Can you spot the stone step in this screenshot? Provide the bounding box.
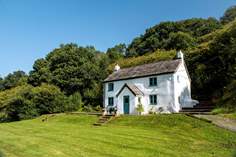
[93,123,102,126]
[93,115,114,126]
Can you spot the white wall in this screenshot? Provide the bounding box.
[174,62,192,109]
[104,73,177,114]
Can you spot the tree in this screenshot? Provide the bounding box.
[126,18,220,56]
[28,58,51,86]
[28,43,106,107]
[67,92,83,111]
[0,71,27,90]
[165,32,196,50]
[220,5,236,24]
[106,44,126,62]
[31,84,68,114]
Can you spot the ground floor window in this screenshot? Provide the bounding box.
[108,97,114,106]
[149,95,157,105]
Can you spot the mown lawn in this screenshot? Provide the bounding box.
[0,114,236,157]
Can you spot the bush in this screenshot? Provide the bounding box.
[5,97,38,121]
[216,80,236,112]
[0,84,77,122]
[67,92,83,112]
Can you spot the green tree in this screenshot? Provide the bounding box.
[67,92,83,111]
[127,18,220,56]
[28,58,51,86]
[165,32,196,50]
[0,71,27,90]
[106,43,126,62]
[220,5,236,24]
[31,84,68,115]
[28,43,106,107]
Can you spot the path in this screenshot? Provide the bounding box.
[194,114,236,132]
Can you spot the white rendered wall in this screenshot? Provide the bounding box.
[174,62,192,109]
[104,73,176,114]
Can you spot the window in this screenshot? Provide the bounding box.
[149,77,157,86]
[149,95,157,105]
[108,83,114,91]
[108,97,114,106]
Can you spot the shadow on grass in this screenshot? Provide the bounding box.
[232,150,236,157]
[0,151,4,157]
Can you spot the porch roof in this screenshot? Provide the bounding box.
[116,83,144,97]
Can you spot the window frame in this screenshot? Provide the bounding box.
[108,97,114,106]
[149,77,157,86]
[108,83,114,91]
[149,95,157,105]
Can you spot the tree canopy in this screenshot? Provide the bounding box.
[220,5,236,24]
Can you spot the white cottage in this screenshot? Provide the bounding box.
[103,51,198,115]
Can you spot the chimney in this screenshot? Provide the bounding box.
[177,50,184,62]
[114,64,120,72]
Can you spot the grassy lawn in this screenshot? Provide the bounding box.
[0,114,236,157]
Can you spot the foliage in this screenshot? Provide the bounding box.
[0,71,28,91]
[184,20,236,99]
[30,84,68,115]
[164,31,196,50]
[28,58,51,86]
[220,5,236,24]
[126,18,221,56]
[106,43,126,62]
[28,44,106,107]
[216,80,236,112]
[67,92,83,112]
[0,84,74,121]
[136,102,144,115]
[5,96,38,121]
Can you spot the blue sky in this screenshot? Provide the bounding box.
[0,0,235,77]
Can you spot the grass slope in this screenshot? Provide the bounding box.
[0,114,236,157]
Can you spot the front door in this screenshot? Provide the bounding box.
[123,96,130,114]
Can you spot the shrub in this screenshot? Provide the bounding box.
[67,92,83,112]
[31,84,68,114]
[5,96,38,121]
[136,98,144,115]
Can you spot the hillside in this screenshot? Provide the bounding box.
[108,20,236,108]
[0,114,236,157]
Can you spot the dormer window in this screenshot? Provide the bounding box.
[108,83,114,91]
[149,77,157,86]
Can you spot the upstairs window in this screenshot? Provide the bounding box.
[149,77,157,86]
[149,95,157,105]
[108,97,114,106]
[108,83,114,91]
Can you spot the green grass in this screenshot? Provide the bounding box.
[0,114,236,157]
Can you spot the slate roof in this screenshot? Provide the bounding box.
[116,83,144,97]
[104,59,182,82]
